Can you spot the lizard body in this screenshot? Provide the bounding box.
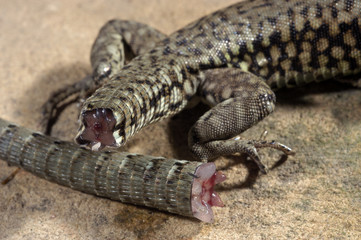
[2,0,361,223]
[65,0,361,172]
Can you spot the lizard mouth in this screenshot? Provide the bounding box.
[75,108,117,151]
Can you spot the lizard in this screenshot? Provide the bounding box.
[43,0,361,173]
[1,0,361,223]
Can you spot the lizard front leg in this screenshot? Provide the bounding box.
[189,68,295,173]
[41,20,166,132]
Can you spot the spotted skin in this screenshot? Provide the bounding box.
[42,0,361,172]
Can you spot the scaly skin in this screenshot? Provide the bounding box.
[68,0,360,172]
[2,0,361,223]
[0,118,225,222]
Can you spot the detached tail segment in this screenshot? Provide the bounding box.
[0,118,225,222]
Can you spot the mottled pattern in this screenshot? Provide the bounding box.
[0,118,203,218]
[190,69,293,172]
[43,0,361,171]
[91,20,166,85]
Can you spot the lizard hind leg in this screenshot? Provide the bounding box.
[189,68,294,173]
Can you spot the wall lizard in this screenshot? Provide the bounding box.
[44,0,360,172]
[1,0,361,223]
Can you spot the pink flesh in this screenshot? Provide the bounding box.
[191,162,226,223]
[75,108,117,150]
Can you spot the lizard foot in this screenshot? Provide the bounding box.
[191,138,295,174]
[244,139,295,173]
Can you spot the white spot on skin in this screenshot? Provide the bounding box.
[266,100,275,113]
[99,62,110,74]
[92,142,102,151]
[183,80,193,95]
[114,133,124,146]
[256,52,267,67]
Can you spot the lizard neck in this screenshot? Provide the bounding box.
[78,48,199,147]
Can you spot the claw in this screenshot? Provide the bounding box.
[254,140,296,155]
[259,130,268,141]
[244,144,267,174]
[250,139,295,173]
[231,135,295,173]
